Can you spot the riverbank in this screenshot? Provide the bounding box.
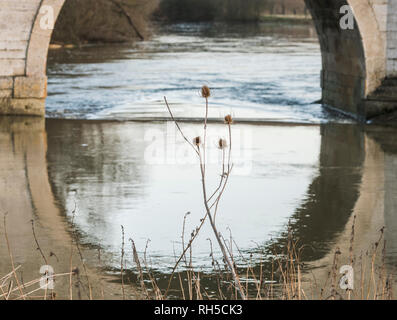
[50,0,310,45]
[52,0,159,44]
[259,14,312,24]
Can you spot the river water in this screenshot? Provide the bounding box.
[46,22,330,270]
[1,22,397,299]
[47,23,328,123]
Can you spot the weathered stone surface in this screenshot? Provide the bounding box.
[387,0,397,77]
[365,99,397,119]
[14,76,47,98]
[0,89,12,98]
[305,0,397,120]
[0,77,13,90]
[26,0,65,76]
[0,59,25,76]
[0,98,45,116]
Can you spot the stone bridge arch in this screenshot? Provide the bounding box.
[0,0,395,120]
[305,0,387,119]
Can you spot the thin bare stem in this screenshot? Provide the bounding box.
[121,225,126,300]
[164,96,199,156]
[3,214,25,299]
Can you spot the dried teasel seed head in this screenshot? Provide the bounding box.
[193,136,201,146]
[218,138,227,149]
[201,85,211,98]
[72,267,80,276]
[224,114,233,124]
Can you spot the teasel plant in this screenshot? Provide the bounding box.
[163,85,247,300]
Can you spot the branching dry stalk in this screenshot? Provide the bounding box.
[163,87,246,299]
[130,238,150,299]
[3,214,25,299]
[121,225,126,300]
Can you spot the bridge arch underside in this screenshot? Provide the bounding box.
[305,0,386,120]
[0,0,390,120]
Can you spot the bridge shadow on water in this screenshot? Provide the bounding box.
[1,116,397,298]
[266,123,365,262]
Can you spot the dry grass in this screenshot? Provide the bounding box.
[128,219,392,300]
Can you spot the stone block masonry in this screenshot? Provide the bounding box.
[0,0,64,116]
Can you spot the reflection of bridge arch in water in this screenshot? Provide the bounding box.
[264,124,397,298]
[1,1,397,119]
[0,117,135,299]
[267,124,365,260]
[1,116,397,297]
[0,117,75,297]
[302,134,388,298]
